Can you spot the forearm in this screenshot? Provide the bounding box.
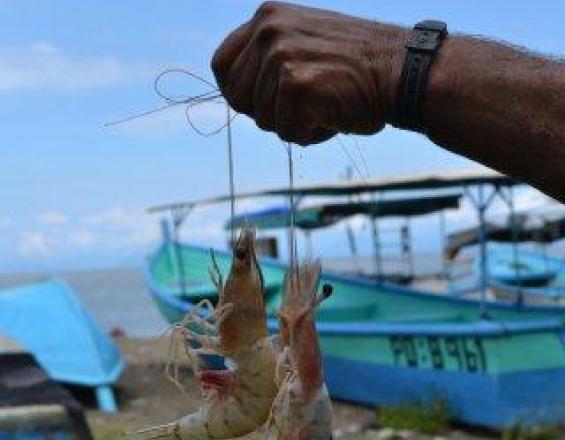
[404,33,565,200]
[212,3,565,201]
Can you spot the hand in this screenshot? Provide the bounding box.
[211,2,407,145]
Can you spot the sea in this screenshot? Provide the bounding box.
[0,267,168,338]
[0,254,447,339]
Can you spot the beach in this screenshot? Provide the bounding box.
[87,336,492,440]
[0,268,561,439]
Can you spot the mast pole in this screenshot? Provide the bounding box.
[172,208,187,296]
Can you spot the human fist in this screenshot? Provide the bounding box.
[211,2,406,145]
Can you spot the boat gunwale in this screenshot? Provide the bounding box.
[144,243,565,338]
[148,242,565,312]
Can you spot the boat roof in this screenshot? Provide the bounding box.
[446,210,565,258]
[0,279,124,387]
[149,168,517,213]
[226,193,462,230]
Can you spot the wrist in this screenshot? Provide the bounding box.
[362,22,411,125]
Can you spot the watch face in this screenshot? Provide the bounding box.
[415,20,448,34]
[407,21,448,52]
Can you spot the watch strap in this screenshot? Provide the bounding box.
[393,20,448,131]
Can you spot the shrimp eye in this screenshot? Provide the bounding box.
[235,248,246,260]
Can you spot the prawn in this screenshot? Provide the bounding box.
[139,226,278,439]
[270,261,333,440]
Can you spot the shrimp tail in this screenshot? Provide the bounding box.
[129,411,216,440]
[127,421,184,440]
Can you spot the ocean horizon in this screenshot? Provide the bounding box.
[0,266,169,338]
[0,252,447,339]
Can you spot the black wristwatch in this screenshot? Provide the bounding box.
[393,20,448,131]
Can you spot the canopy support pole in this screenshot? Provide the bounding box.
[171,207,190,296]
[464,185,499,318]
[371,218,382,282]
[370,193,383,283]
[439,210,448,280]
[498,187,523,305]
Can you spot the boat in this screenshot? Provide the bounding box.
[0,335,94,440]
[0,279,125,412]
[145,242,565,428]
[446,202,565,305]
[145,169,565,428]
[486,242,559,286]
[226,192,463,283]
[486,243,565,306]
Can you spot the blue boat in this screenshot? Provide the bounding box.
[145,242,565,429]
[485,242,560,286]
[145,169,565,428]
[485,243,565,306]
[449,241,565,306]
[0,279,125,412]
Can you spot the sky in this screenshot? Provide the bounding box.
[0,0,563,273]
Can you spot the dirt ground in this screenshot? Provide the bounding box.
[84,338,508,440]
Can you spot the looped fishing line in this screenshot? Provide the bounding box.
[106,67,239,236]
[105,68,236,137]
[106,67,374,263]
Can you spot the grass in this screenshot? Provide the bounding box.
[501,425,562,440]
[376,400,451,435]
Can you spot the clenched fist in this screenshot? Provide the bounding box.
[211,2,407,145]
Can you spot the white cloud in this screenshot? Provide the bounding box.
[36,210,69,226]
[17,231,55,257]
[84,206,136,228]
[83,205,159,247]
[0,42,147,92]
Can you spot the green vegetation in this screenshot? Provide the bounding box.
[376,400,450,435]
[501,425,562,440]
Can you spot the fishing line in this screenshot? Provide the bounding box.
[335,136,368,182]
[104,68,232,136]
[286,142,297,265]
[226,104,236,244]
[351,136,372,179]
[282,141,300,290]
[106,67,240,246]
[153,68,218,101]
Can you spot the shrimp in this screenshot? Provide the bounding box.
[270,261,333,440]
[140,227,278,439]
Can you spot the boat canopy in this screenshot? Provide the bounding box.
[446,212,565,258]
[226,193,462,231]
[149,168,516,213]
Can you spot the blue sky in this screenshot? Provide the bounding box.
[0,0,563,273]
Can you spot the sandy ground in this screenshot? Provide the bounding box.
[85,338,500,440]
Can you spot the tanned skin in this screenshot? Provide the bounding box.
[211,2,565,201]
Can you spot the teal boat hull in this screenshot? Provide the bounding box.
[144,242,565,428]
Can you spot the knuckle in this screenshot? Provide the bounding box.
[267,41,292,65]
[256,1,281,18]
[255,19,285,45]
[280,63,308,90]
